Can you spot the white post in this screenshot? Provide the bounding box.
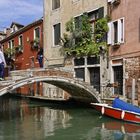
[132,79,135,105]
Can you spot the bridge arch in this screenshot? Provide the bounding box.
[0,76,100,103]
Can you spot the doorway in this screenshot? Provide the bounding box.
[89,67,100,92]
[113,66,123,95]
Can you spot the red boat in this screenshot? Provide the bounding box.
[91,98,140,124]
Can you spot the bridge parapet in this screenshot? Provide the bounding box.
[10,68,73,80]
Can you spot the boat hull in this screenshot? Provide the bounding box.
[91,103,140,124]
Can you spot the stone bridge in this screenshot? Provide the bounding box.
[0,68,101,103]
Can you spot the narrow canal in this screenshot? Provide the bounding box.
[0,96,140,140]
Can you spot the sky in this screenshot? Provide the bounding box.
[0,0,43,30]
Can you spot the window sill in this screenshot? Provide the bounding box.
[72,0,80,4]
[51,7,61,13]
[52,45,61,48]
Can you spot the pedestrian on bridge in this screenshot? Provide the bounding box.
[0,45,7,80]
[37,47,43,68]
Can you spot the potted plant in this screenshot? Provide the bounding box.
[15,45,23,54]
[30,37,40,50]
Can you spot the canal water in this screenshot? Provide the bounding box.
[0,96,140,140]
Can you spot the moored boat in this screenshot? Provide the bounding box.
[91,98,140,124]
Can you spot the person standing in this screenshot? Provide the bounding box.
[37,47,43,68]
[0,45,7,80]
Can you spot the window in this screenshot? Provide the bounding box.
[113,21,118,43]
[75,68,85,80]
[11,40,14,48]
[34,27,40,39]
[107,18,124,45]
[87,57,100,65]
[88,7,104,38]
[8,40,14,55]
[19,35,23,46]
[53,23,61,45]
[88,10,98,22]
[74,58,85,66]
[52,0,60,10]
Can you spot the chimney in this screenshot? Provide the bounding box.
[4,28,11,37]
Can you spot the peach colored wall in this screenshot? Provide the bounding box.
[109,0,140,59]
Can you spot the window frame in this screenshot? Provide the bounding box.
[107,17,124,45]
[34,26,40,40]
[52,0,60,10]
[53,23,61,46]
[11,40,14,48]
[18,35,23,46]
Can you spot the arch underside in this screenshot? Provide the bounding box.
[1,76,100,103]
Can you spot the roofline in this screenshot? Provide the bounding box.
[10,22,24,28]
[0,18,43,43]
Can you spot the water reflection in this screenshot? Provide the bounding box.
[0,97,72,140]
[0,96,140,140]
[86,118,140,140]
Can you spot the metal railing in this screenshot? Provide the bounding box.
[101,80,119,99]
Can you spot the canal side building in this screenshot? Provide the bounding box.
[0,19,43,71]
[107,0,140,103]
[43,0,108,98]
[0,19,43,96]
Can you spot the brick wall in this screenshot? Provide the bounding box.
[125,56,140,99]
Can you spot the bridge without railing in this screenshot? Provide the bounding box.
[0,68,101,103]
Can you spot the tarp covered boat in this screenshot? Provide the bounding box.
[112,98,140,114]
[91,98,140,124]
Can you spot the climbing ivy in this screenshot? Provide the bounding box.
[61,14,108,57]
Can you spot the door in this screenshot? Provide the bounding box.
[89,67,100,92]
[113,66,123,95]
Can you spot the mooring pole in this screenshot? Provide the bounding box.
[138,79,140,106]
[132,79,135,105]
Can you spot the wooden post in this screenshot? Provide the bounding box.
[138,79,140,106]
[132,79,135,105]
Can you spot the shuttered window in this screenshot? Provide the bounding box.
[107,22,112,44]
[114,21,118,43]
[107,18,124,45]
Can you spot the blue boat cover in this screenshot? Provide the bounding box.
[112,98,140,114]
